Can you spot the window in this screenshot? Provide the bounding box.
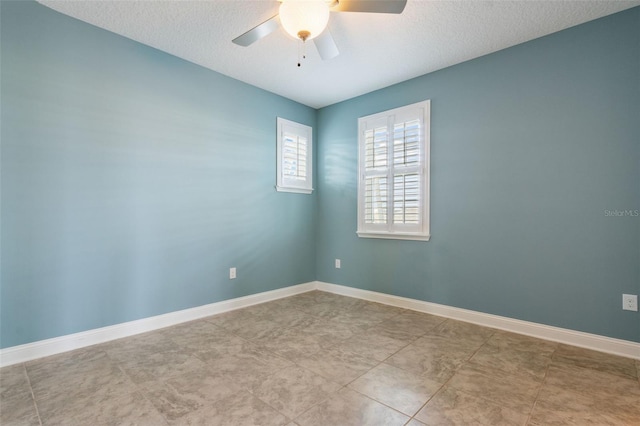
[276,117,313,194]
[357,100,430,240]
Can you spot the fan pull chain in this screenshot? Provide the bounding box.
[297,40,307,67]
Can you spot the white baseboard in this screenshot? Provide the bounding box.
[316,282,640,360]
[2,280,638,367]
[0,282,316,367]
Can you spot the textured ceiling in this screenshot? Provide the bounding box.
[38,0,640,108]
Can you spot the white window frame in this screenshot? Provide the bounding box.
[357,100,431,241]
[276,117,313,194]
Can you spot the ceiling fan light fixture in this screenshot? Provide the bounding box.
[279,0,330,42]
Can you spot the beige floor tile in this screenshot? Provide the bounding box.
[444,363,540,413]
[427,319,495,345]
[467,341,552,383]
[117,349,209,384]
[33,362,139,423]
[1,364,30,397]
[415,387,528,426]
[295,346,379,386]
[27,349,137,408]
[283,292,332,311]
[212,314,283,340]
[243,297,295,313]
[1,398,41,426]
[241,300,319,329]
[252,327,326,361]
[252,365,341,419]
[362,326,423,345]
[529,383,640,425]
[139,368,242,422]
[197,338,293,390]
[0,366,40,426]
[42,390,167,426]
[348,363,442,416]
[185,333,247,361]
[300,317,355,347]
[294,387,409,426]
[384,335,481,381]
[332,328,411,362]
[552,344,638,380]
[405,419,427,426]
[206,308,256,328]
[250,323,306,343]
[174,390,290,426]
[207,357,292,392]
[161,318,226,337]
[347,302,405,323]
[487,330,558,355]
[259,308,319,330]
[160,319,232,352]
[373,311,446,340]
[300,301,350,318]
[240,300,298,318]
[332,297,373,312]
[102,331,180,363]
[167,368,243,402]
[0,364,35,422]
[139,380,203,422]
[26,347,113,385]
[310,291,360,306]
[327,311,388,333]
[543,363,640,408]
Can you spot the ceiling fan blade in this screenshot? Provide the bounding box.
[314,30,340,60]
[331,0,407,14]
[232,15,280,47]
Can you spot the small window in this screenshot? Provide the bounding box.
[357,100,431,240]
[276,117,313,194]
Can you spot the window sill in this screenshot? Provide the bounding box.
[356,231,431,241]
[275,186,313,194]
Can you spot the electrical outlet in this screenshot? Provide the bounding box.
[622,294,638,311]
[335,259,341,269]
[229,267,236,280]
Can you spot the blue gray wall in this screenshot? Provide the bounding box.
[2,1,638,349]
[316,7,639,342]
[1,1,317,348]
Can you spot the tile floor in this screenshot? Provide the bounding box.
[1,290,639,425]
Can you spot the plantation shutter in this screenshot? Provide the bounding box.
[363,122,389,227]
[358,100,430,240]
[282,131,308,182]
[392,118,421,226]
[277,118,313,194]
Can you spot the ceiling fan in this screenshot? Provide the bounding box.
[232,0,407,61]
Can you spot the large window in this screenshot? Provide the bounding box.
[357,100,431,240]
[276,117,313,194]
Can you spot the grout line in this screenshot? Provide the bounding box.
[346,385,414,420]
[524,351,554,425]
[258,296,415,421]
[22,363,43,426]
[119,364,171,426]
[199,298,350,424]
[342,318,494,422]
[411,329,495,419]
[288,384,348,423]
